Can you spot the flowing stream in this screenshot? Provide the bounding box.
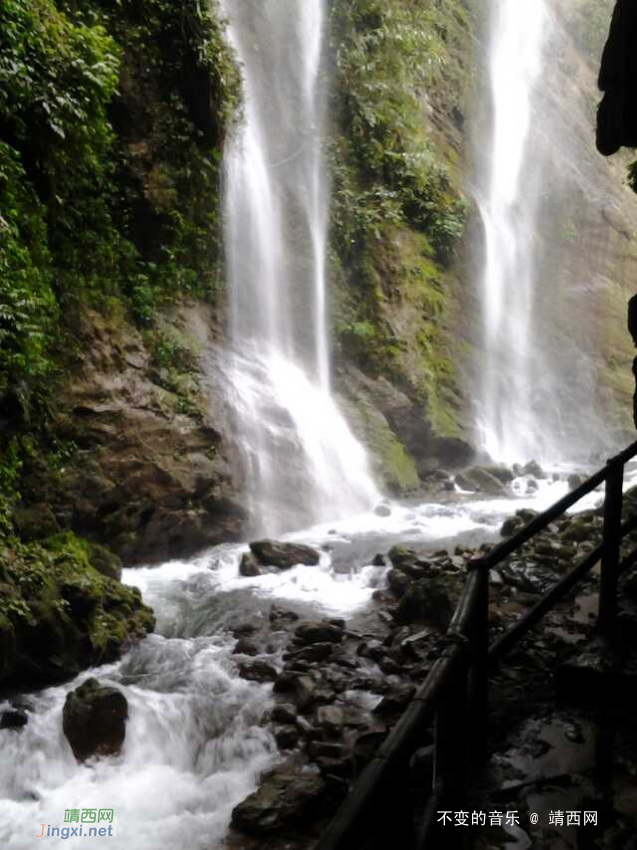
[220,0,378,535]
[476,0,551,465]
[0,472,604,850]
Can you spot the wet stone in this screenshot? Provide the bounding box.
[231,769,327,836]
[239,553,261,577]
[269,605,300,624]
[316,704,345,731]
[63,678,128,762]
[238,660,278,683]
[285,642,334,663]
[294,621,344,645]
[274,725,299,750]
[271,703,297,724]
[0,709,28,730]
[233,637,260,656]
[249,539,320,570]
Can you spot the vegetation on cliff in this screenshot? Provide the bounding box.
[330,0,474,487]
[0,0,237,683]
[0,0,237,513]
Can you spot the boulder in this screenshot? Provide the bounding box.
[84,542,122,581]
[238,660,278,683]
[233,637,259,656]
[394,578,453,628]
[463,467,507,495]
[477,465,514,484]
[239,553,261,577]
[374,504,391,517]
[522,460,546,479]
[294,621,344,645]
[249,540,320,570]
[316,704,345,732]
[231,769,327,836]
[455,472,477,492]
[387,568,411,598]
[274,725,299,750]
[271,703,297,724]
[388,545,421,570]
[63,678,128,761]
[0,708,28,730]
[269,605,299,624]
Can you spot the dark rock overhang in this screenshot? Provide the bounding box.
[597,0,637,155]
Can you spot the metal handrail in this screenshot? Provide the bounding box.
[317,440,637,850]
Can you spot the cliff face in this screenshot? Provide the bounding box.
[328,0,477,491]
[3,0,636,563]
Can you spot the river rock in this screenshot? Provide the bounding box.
[478,465,515,484]
[231,769,327,836]
[388,545,420,570]
[249,540,320,569]
[374,504,391,517]
[0,709,28,730]
[271,703,297,724]
[464,467,507,495]
[274,726,299,750]
[295,621,344,645]
[394,578,453,628]
[238,660,278,683]
[239,553,261,577]
[316,704,345,732]
[523,460,546,479]
[269,605,300,624]
[62,678,128,762]
[233,637,259,656]
[455,472,477,492]
[387,568,411,598]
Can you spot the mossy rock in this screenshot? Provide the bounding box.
[12,504,60,542]
[0,531,154,687]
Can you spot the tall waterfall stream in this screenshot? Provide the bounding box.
[0,1,627,848]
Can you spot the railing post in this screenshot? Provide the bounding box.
[599,461,623,636]
[468,563,489,764]
[433,658,468,804]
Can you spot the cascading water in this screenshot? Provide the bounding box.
[476,0,551,465]
[219,0,378,534]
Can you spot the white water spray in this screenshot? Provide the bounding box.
[476,0,551,465]
[220,0,378,534]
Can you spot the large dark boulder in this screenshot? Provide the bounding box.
[294,621,344,645]
[231,769,327,836]
[249,540,320,570]
[394,578,453,628]
[63,678,128,761]
[0,708,28,730]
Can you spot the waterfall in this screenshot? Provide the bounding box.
[476,0,551,465]
[220,0,378,533]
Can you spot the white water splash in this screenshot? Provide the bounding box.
[220,0,378,534]
[476,0,551,465]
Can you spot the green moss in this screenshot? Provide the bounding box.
[0,529,154,686]
[331,0,473,442]
[0,0,239,509]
